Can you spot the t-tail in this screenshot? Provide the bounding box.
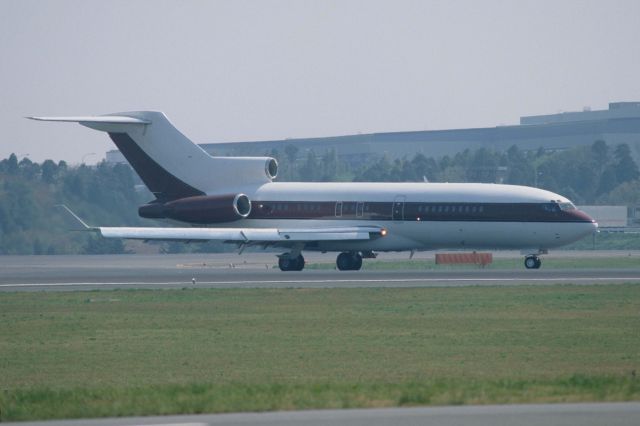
[29,111,278,201]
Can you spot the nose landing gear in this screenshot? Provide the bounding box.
[524,255,542,269]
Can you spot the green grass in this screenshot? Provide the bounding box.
[1,285,640,420]
[564,232,640,250]
[306,255,640,270]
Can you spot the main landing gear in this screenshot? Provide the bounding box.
[278,251,367,271]
[278,254,305,271]
[336,252,363,271]
[524,255,542,269]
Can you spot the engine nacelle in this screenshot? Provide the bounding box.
[138,193,252,224]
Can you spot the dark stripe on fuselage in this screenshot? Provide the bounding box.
[244,201,593,223]
[108,133,204,201]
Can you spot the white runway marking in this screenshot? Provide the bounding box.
[2,277,640,287]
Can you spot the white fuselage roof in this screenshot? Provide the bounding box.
[246,182,569,204]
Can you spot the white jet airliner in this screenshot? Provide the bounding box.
[30,111,597,270]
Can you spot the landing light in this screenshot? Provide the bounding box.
[380,228,388,237]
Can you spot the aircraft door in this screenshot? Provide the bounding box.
[392,195,406,221]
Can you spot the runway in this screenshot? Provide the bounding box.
[6,403,640,426]
[1,253,640,292]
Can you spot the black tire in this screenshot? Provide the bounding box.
[336,252,353,271]
[352,253,363,271]
[524,256,539,269]
[278,257,293,271]
[534,257,542,269]
[336,252,362,271]
[279,254,305,271]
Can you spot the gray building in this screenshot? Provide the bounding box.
[106,102,640,166]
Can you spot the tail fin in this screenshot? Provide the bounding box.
[29,111,276,200]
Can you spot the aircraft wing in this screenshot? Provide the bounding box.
[97,226,385,242]
[59,205,385,243]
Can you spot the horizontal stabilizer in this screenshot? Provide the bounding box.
[27,116,150,125]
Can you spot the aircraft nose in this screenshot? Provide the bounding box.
[576,210,598,233]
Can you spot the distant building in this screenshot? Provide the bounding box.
[106,101,640,166]
[578,205,628,228]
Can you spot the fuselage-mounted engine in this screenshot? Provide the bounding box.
[138,193,252,224]
[138,155,278,224]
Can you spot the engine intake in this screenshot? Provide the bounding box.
[139,193,252,224]
[265,158,278,180]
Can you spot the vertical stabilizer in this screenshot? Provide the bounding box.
[29,112,276,200]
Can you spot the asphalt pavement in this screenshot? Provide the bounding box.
[1,253,640,291]
[5,403,640,426]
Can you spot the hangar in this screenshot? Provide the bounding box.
[106,101,640,166]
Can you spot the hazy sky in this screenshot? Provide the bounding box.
[1,0,639,164]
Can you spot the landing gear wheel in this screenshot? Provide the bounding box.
[279,254,305,271]
[352,253,363,270]
[524,255,541,269]
[336,252,363,271]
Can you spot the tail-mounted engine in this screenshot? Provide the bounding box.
[139,193,252,224]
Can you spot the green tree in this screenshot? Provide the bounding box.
[299,150,319,181]
[614,144,639,184]
[599,179,640,205]
[41,159,58,184]
[7,153,18,175]
[284,144,299,180]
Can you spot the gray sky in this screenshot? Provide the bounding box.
[1,0,639,164]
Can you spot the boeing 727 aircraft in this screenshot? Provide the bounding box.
[30,111,597,270]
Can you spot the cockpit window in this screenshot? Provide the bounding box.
[559,202,576,211]
[542,203,560,212]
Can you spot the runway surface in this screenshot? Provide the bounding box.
[1,253,640,291]
[6,403,640,426]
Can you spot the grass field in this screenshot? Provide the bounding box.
[1,285,639,420]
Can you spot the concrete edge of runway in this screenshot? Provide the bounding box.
[4,402,640,426]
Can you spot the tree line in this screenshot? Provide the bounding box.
[0,154,145,254]
[270,140,640,205]
[0,139,638,254]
